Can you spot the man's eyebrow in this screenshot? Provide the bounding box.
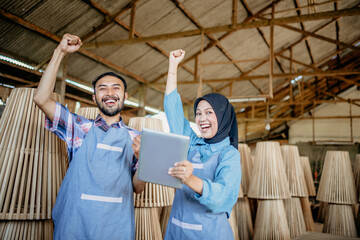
[98,83,122,87]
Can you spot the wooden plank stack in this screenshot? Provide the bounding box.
[0,88,68,238]
[280,145,308,239]
[316,151,358,237]
[0,220,53,240]
[248,141,291,240]
[76,107,100,119]
[128,117,175,240]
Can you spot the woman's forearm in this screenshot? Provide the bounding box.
[165,62,178,95]
[184,175,203,195]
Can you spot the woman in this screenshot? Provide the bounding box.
[164,49,241,239]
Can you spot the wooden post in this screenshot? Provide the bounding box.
[196,30,204,98]
[55,55,67,104]
[129,1,137,39]
[245,112,248,142]
[269,4,274,99]
[289,47,293,103]
[194,55,198,82]
[349,100,353,142]
[232,0,238,28]
[138,85,147,117]
[312,101,315,144]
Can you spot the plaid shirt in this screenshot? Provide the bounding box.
[45,102,140,173]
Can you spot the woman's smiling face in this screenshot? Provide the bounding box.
[195,100,218,139]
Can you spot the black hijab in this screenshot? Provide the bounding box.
[194,93,238,149]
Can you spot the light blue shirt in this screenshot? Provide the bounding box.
[164,89,241,216]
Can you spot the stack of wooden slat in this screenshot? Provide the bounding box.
[0,88,68,238]
[0,220,53,240]
[281,145,308,239]
[317,151,358,237]
[76,107,100,119]
[248,141,291,240]
[299,156,316,231]
[128,117,175,240]
[233,144,254,240]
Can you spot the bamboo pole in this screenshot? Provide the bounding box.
[135,208,162,240]
[234,197,254,240]
[238,144,253,196]
[323,204,357,237]
[159,205,172,238]
[228,210,240,240]
[317,151,357,204]
[253,200,290,240]
[283,198,306,239]
[0,88,68,220]
[0,220,53,240]
[281,145,308,197]
[354,154,360,197]
[300,156,316,196]
[248,142,290,199]
[300,197,315,231]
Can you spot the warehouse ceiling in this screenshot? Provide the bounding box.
[0,0,359,142]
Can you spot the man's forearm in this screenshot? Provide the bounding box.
[133,171,146,194]
[33,47,65,120]
[34,48,65,106]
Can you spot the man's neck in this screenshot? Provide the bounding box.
[100,113,121,126]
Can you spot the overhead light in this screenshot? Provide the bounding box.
[124,100,139,107]
[0,54,35,70]
[0,83,15,89]
[291,75,303,85]
[282,95,290,101]
[145,106,161,114]
[229,97,266,103]
[65,79,93,93]
[265,122,271,131]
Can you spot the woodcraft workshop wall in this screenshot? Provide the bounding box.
[289,86,360,144]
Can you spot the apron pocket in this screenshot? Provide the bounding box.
[81,193,123,203]
[171,217,203,231]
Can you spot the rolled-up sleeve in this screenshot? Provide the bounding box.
[195,147,241,217]
[45,102,90,161]
[164,89,196,139]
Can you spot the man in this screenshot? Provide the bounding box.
[34,33,145,239]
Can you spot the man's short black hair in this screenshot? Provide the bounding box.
[92,72,127,92]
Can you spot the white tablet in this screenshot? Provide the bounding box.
[137,128,190,189]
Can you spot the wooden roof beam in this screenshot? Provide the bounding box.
[240,0,285,74]
[170,0,262,93]
[277,23,359,51]
[82,7,360,48]
[293,0,315,64]
[0,7,195,105]
[80,0,136,41]
[153,69,359,85]
[0,8,148,83]
[149,1,279,84]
